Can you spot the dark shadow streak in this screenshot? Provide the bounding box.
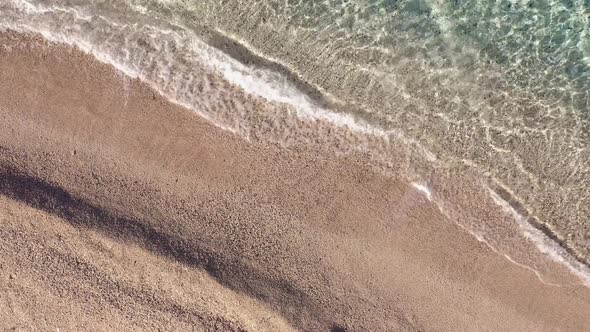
[0,168,324,330]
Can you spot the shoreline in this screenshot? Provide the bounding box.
[1,30,590,331]
[3,0,590,275]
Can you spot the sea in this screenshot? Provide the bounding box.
[1,0,589,286]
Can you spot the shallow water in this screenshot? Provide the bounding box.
[1,0,589,285]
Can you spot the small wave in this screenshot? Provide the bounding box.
[488,186,590,287]
[1,0,422,149]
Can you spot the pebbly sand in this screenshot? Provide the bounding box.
[1,31,589,331]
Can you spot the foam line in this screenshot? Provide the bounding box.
[487,188,590,287]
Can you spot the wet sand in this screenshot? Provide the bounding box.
[1,31,589,331]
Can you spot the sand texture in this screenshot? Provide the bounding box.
[1,31,589,331]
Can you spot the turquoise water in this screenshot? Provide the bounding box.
[1,0,590,283]
[442,1,589,106]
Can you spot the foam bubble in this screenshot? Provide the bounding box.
[411,182,433,201]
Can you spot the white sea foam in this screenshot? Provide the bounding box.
[1,0,442,162]
[411,182,433,201]
[488,187,590,287]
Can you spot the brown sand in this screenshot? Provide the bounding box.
[0,31,589,331]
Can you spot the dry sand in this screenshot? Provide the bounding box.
[1,31,589,331]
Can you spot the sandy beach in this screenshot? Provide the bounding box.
[1,31,589,331]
